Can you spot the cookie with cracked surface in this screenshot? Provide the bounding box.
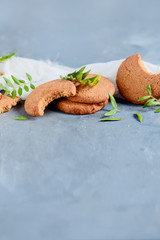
[67,74,115,104]
[56,99,108,115]
[116,53,160,104]
[0,95,21,114]
[24,79,76,116]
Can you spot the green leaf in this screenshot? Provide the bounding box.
[138,95,151,102]
[155,107,160,113]
[19,80,26,84]
[143,99,159,108]
[4,90,10,95]
[100,118,122,121]
[14,116,29,120]
[104,109,117,117]
[30,84,35,89]
[11,90,17,99]
[68,70,77,78]
[59,75,63,79]
[3,77,14,88]
[108,92,117,109]
[0,83,8,91]
[76,72,83,82]
[26,73,32,81]
[24,85,29,92]
[11,75,20,85]
[135,113,143,123]
[0,51,18,62]
[77,66,86,74]
[18,87,22,96]
[82,69,91,79]
[62,66,99,86]
[147,84,151,95]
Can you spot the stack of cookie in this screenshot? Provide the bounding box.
[57,74,115,115]
[24,73,115,116]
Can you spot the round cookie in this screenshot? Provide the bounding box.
[116,53,160,104]
[56,99,108,115]
[67,74,115,104]
[24,79,76,116]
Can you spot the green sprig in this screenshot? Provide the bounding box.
[0,73,36,99]
[60,66,100,86]
[100,93,122,121]
[138,84,160,112]
[103,93,121,118]
[0,51,18,62]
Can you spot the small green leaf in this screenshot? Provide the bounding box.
[147,84,151,95]
[0,51,18,62]
[82,69,91,79]
[68,70,77,78]
[108,92,117,109]
[138,96,151,102]
[19,80,26,84]
[24,85,29,92]
[100,118,122,121]
[4,90,10,95]
[11,90,17,99]
[155,107,160,113]
[76,72,83,82]
[135,113,143,123]
[77,66,86,74]
[3,77,14,88]
[92,78,99,86]
[18,87,22,96]
[11,75,20,85]
[0,83,8,91]
[143,99,159,108]
[26,73,32,81]
[30,84,35,89]
[104,109,117,117]
[14,116,29,120]
[59,75,63,79]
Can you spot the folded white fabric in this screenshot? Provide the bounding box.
[0,56,159,100]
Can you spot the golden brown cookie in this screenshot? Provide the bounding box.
[67,74,115,104]
[116,54,160,104]
[56,99,108,115]
[24,79,76,116]
[0,94,21,114]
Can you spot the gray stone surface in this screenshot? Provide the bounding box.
[0,0,160,239]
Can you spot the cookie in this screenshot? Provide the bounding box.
[0,94,21,114]
[67,74,115,104]
[24,79,76,116]
[56,99,108,115]
[116,53,160,104]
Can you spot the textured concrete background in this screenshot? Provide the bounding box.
[0,0,160,239]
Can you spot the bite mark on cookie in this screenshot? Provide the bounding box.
[116,54,160,104]
[24,79,76,116]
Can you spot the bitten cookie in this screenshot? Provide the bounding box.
[24,79,76,116]
[67,74,115,104]
[0,95,21,114]
[116,54,160,104]
[56,99,108,115]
